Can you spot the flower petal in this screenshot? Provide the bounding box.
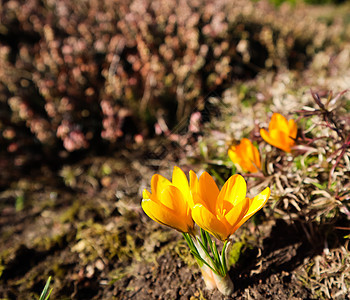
[269,129,293,152]
[241,139,261,172]
[228,139,261,173]
[142,198,192,232]
[231,187,270,233]
[159,185,187,214]
[240,138,252,149]
[172,166,190,197]
[151,174,171,200]
[189,170,198,208]
[260,128,274,148]
[143,189,151,199]
[198,172,220,213]
[269,113,289,134]
[192,204,228,240]
[224,197,250,233]
[245,187,270,219]
[217,174,247,212]
[228,146,240,164]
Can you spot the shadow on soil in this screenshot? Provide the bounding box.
[231,219,324,292]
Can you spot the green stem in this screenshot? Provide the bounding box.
[183,230,230,278]
[221,240,228,274]
[196,237,222,275]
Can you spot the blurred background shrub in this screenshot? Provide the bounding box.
[269,0,345,5]
[0,0,345,161]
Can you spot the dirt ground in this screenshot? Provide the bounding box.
[1,139,347,300]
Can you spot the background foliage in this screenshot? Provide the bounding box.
[1,0,347,157]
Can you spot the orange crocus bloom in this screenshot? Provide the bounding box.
[260,113,297,153]
[141,166,195,233]
[228,138,261,173]
[191,172,270,241]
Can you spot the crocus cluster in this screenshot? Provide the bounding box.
[228,113,297,173]
[142,166,270,295]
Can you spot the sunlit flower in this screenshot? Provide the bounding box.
[228,138,261,173]
[191,172,270,241]
[141,166,195,233]
[260,113,297,152]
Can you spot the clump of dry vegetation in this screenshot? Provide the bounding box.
[188,58,350,299]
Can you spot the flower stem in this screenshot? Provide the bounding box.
[182,231,234,296]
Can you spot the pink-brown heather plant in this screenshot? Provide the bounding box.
[0,0,342,158]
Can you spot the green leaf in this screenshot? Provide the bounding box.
[200,228,208,250]
[221,240,228,274]
[190,251,216,273]
[196,238,221,275]
[39,276,53,300]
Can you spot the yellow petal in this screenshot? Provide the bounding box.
[141,198,193,232]
[260,128,274,148]
[224,197,250,234]
[228,140,261,173]
[192,204,228,241]
[189,170,198,192]
[231,187,270,233]
[251,144,261,171]
[198,172,220,213]
[217,174,247,212]
[159,185,187,214]
[240,138,252,149]
[269,113,289,134]
[246,187,270,218]
[269,129,292,152]
[228,146,240,164]
[261,127,292,152]
[241,139,261,172]
[172,166,190,197]
[151,174,171,200]
[189,170,198,208]
[143,189,151,199]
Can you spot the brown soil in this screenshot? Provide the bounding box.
[0,145,339,299]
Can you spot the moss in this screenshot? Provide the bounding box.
[0,247,14,278]
[228,241,245,267]
[109,266,132,284]
[51,262,66,278]
[0,263,5,278]
[72,220,119,264]
[118,233,142,262]
[32,229,75,252]
[59,200,82,223]
[0,254,9,279]
[72,219,146,265]
[174,239,197,268]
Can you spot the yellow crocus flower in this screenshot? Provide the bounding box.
[191,172,270,241]
[260,113,297,153]
[228,138,261,173]
[141,166,195,233]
